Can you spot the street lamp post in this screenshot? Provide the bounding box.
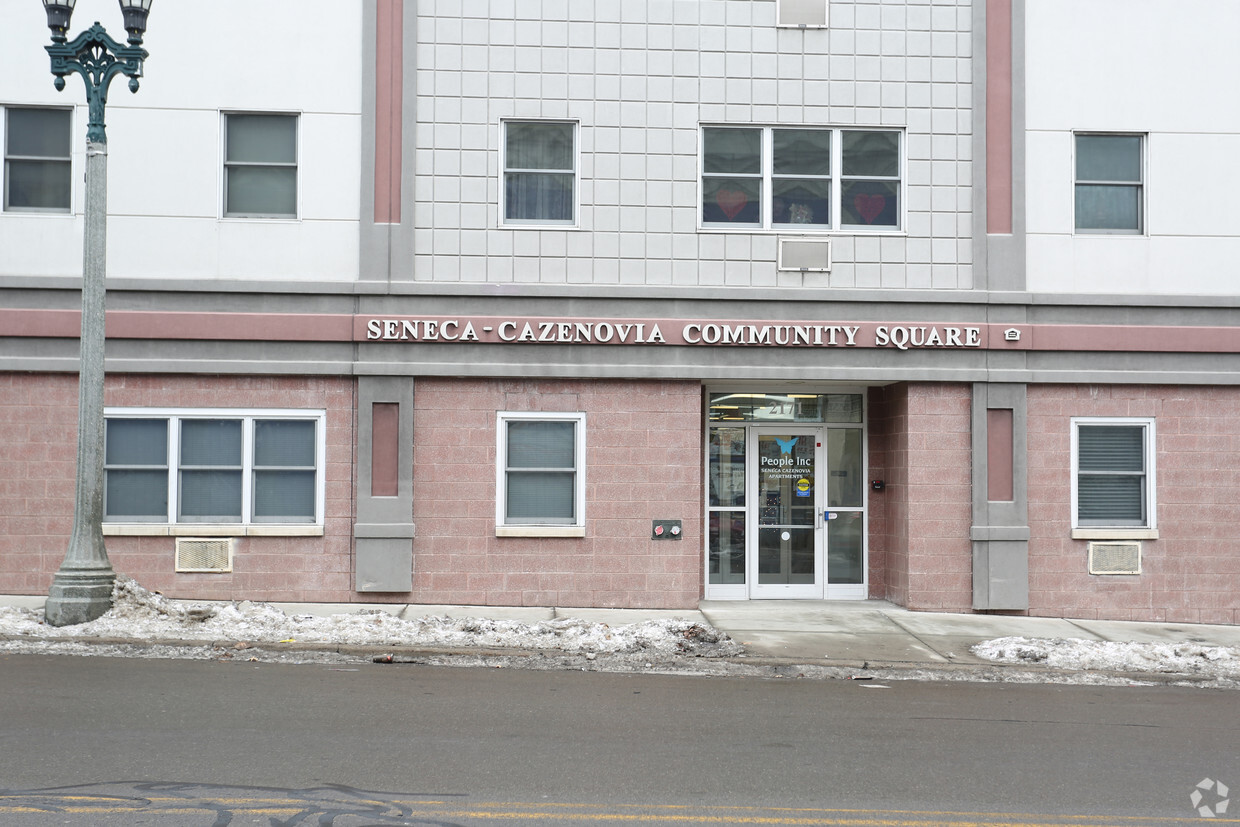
[41,0,152,626]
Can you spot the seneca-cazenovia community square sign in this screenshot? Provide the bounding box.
[10,308,1240,355]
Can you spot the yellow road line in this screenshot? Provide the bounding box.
[1,796,1234,826]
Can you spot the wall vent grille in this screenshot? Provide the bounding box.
[1088,541,1141,575]
[175,538,233,573]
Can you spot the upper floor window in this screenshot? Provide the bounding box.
[1075,133,1143,234]
[1072,418,1155,529]
[701,126,901,231]
[104,409,325,526]
[502,120,576,226]
[496,412,585,536]
[224,113,298,218]
[3,107,71,213]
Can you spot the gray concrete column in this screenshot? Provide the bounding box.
[354,376,416,592]
[971,382,1030,610]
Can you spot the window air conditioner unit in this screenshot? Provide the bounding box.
[1087,541,1141,575]
[778,238,831,272]
[175,537,234,573]
[777,0,828,27]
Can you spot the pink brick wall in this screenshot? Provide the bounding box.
[23,372,1231,621]
[1028,384,1240,624]
[869,383,973,612]
[0,373,357,603]
[411,378,703,609]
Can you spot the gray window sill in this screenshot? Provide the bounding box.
[103,524,323,537]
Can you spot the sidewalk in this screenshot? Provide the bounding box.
[4,592,1240,685]
[697,599,1240,667]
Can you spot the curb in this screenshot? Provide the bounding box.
[1,633,1232,688]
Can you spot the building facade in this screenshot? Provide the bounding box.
[3,0,1240,623]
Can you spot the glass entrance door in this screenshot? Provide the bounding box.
[750,429,823,598]
[705,391,867,601]
[823,427,866,599]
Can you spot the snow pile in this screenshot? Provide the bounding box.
[0,577,741,658]
[973,636,1240,680]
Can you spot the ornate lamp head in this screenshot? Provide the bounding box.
[42,0,76,40]
[118,0,153,43]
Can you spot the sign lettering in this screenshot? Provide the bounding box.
[361,316,997,351]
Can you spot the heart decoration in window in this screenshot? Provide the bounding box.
[854,193,886,224]
[716,189,748,220]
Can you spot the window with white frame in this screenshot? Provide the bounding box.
[1072,418,1155,529]
[496,412,585,531]
[502,120,576,225]
[701,126,901,231]
[4,107,71,212]
[1075,133,1143,233]
[104,409,325,525]
[224,113,298,218]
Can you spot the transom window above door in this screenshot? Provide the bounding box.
[708,392,863,423]
[701,126,901,231]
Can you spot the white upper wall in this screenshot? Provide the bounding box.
[0,0,362,282]
[1024,0,1240,295]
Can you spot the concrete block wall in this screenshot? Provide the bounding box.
[903,383,973,610]
[868,382,972,610]
[411,377,703,608]
[0,372,358,603]
[1027,384,1240,624]
[867,383,909,602]
[413,0,975,289]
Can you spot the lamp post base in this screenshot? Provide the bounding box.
[45,568,116,627]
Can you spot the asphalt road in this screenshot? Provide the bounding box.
[0,653,1236,825]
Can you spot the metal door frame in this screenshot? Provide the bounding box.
[703,387,870,601]
[747,426,825,599]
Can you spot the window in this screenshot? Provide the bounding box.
[4,107,71,212]
[1072,418,1155,529]
[701,126,900,231]
[496,412,585,535]
[1075,133,1143,233]
[224,113,297,217]
[104,409,325,526]
[502,120,576,225]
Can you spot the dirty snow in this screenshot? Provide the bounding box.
[0,577,740,664]
[3,578,1240,687]
[972,636,1240,682]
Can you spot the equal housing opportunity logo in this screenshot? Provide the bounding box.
[1191,778,1230,817]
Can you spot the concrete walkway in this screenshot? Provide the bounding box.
[526,599,1240,668]
[696,599,1240,667]
[353,598,1240,668]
